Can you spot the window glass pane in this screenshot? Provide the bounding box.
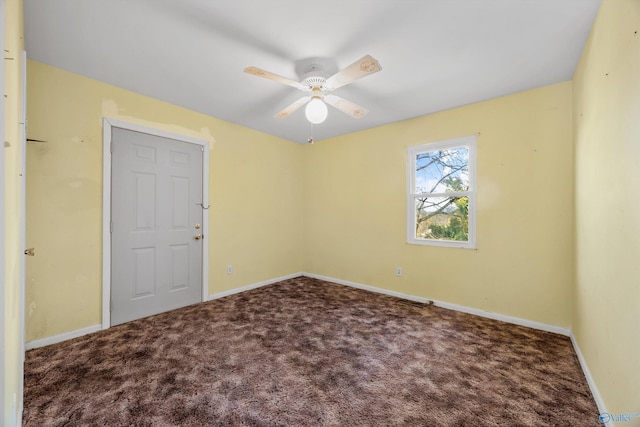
[415,147,469,194]
[415,196,469,242]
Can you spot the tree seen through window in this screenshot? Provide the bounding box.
[407,136,476,248]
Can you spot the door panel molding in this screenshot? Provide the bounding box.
[102,118,210,329]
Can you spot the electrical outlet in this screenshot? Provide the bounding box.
[395,267,402,277]
[226,265,233,275]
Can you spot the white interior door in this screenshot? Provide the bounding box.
[110,127,203,326]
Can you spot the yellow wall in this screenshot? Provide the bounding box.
[27,62,575,340]
[303,82,574,327]
[3,0,24,424]
[573,0,640,415]
[26,61,304,341]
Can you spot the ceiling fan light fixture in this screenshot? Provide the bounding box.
[305,97,328,124]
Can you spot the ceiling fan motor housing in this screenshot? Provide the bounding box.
[301,63,328,90]
[302,76,327,90]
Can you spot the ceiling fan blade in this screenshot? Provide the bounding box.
[324,55,382,90]
[275,96,311,118]
[323,94,369,119]
[244,66,304,90]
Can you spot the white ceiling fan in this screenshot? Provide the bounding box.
[244,55,382,124]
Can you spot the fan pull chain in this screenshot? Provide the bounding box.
[307,123,315,144]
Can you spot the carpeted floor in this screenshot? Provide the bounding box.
[23,276,600,426]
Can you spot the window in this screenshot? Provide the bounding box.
[407,136,476,248]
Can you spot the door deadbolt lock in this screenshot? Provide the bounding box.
[194,223,201,229]
[194,234,202,240]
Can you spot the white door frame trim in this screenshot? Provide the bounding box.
[101,118,210,329]
[0,0,6,420]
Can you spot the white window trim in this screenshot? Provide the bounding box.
[406,135,477,249]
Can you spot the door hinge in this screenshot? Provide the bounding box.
[110,221,113,233]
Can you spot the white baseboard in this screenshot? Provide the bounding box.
[304,272,430,304]
[431,299,571,336]
[30,274,569,343]
[24,273,304,350]
[303,272,571,336]
[208,272,303,301]
[25,324,102,350]
[570,332,608,417]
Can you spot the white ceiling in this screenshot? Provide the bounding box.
[24,0,601,144]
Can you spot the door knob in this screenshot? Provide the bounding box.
[194,234,202,240]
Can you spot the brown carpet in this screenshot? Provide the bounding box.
[23,276,599,426]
